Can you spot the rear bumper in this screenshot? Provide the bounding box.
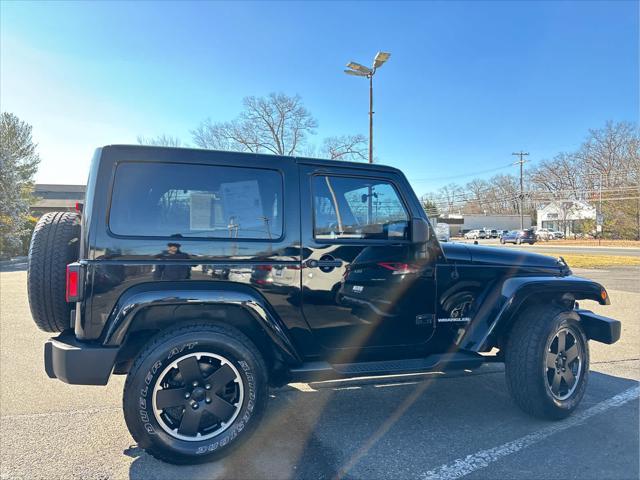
[44,332,118,385]
[577,309,621,344]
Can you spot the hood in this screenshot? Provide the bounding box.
[442,242,569,272]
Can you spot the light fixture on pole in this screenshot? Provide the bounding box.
[344,51,391,164]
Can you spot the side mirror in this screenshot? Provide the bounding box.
[411,218,430,244]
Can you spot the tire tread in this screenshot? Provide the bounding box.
[123,322,268,464]
[505,304,587,419]
[27,211,80,332]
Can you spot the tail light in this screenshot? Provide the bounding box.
[377,262,419,275]
[65,263,83,303]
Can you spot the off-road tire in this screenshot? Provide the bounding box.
[27,211,81,332]
[505,304,589,420]
[123,323,268,464]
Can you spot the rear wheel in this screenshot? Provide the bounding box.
[123,323,268,464]
[500,238,505,244]
[505,305,589,419]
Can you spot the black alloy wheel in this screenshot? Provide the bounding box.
[544,327,584,401]
[152,352,243,441]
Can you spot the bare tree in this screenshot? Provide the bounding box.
[421,121,639,239]
[137,134,183,147]
[578,121,638,188]
[437,183,463,214]
[464,178,490,213]
[192,93,318,156]
[529,152,583,199]
[321,134,367,161]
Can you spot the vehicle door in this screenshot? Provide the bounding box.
[299,166,438,352]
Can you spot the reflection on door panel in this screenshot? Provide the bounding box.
[302,173,436,353]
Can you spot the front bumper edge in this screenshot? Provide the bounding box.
[577,309,621,345]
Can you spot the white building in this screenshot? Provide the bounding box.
[537,200,596,235]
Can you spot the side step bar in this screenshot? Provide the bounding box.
[289,352,490,382]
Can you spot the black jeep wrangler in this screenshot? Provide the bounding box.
[28,145,621,464]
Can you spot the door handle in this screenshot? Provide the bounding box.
[304,258,343,269]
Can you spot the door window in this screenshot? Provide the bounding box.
[312,176,409,241]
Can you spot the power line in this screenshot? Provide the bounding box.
[411,163,514,182]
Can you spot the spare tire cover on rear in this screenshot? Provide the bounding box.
[27,211,81,332]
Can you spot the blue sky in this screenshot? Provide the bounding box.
[1,1,637,195]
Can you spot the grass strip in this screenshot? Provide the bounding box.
[540,253,640,269]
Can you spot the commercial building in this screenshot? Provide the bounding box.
[536,200,596,235]
[32,184,86,216]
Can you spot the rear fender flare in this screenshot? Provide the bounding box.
[458,275,609,351]
[101,281,301,364]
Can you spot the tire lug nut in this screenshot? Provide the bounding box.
[205,384,211,390]
[192,381,199,387]
[184,392,190,399]
[205,397,211,404]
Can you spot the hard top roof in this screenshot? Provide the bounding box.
[100,144,403,174]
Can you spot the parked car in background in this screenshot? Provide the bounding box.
[464,229,486,239]
[435,222,450,242]
[497,230,509,238]
[535,228,554,241]
[500,229,537,245]
[551,231,565,239]
[488,229,499,238]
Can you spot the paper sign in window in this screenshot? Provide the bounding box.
[190,193,216,230]
[220,180,264,232]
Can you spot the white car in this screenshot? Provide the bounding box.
[435,223,450,242]
[535,228,554,241]
[464,229,486,239]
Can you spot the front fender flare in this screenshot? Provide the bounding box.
[459,275,609,351]
[101,281,301,364]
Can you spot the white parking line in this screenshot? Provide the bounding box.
[422,385,640,480]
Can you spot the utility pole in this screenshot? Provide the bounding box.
[512,151,529,230]
[597,171,603,246]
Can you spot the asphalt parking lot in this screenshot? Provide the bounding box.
[1,263,638,479]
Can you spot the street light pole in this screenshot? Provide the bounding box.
[369,72,373,164]
[344,51,391,164]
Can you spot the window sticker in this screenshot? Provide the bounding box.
[189,193,216,230]
[220,180,264,232]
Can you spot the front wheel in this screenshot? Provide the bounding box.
[500,238,505,244]
[505,305,589,419]
[123,323,268,464]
